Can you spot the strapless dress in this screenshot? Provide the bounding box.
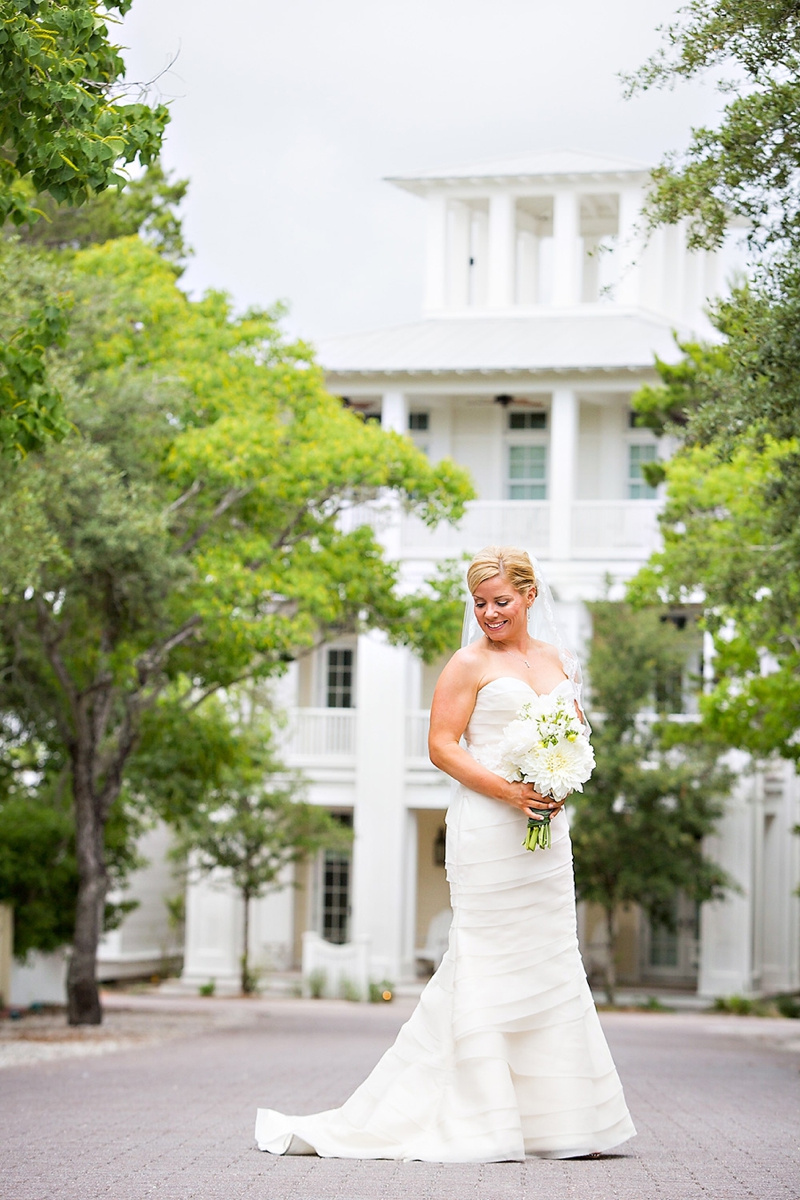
[255,676,636,1161]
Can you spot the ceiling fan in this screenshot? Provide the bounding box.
[463,394,547,408]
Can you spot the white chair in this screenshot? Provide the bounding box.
[416,908,452,973]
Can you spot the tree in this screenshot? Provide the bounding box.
[627,430,800,764]
[570,601,731,1004]
[0,1,168,224]
[623,0,800,764]
[170,706,351,994]
[0,235,473,1024]
[0,0,168,456]
[623,0,800,255]
[393,554,468,664]
[0,294,72,458]
[627,256,800,766]
[0,720,143,960]
[16,161,190,263]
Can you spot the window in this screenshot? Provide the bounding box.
[508,445,547,499]
[655,661,685,714]
[326,648,353,708]
[655,611,702,715]
[319,812,353,945]
[647,896,699,973]
[648,920,679,968]
[508,411,546,430]
[322,851,350,944]
[409,412,429,431]
[628,444,658,499]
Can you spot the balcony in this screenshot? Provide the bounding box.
[284,707,438,771]
[572,500,662,558]
[406,710,432,765]
[401,500,550,554]
[285,708,356,764]
[400,499,661,560]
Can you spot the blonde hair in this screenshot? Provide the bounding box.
[466,546,537,596]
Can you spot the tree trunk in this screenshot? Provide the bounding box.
[603,906,617,1007]
[241,890,251,994]
[67,760,107,1025]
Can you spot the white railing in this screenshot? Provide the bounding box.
[336,500,395,536]
[401,500,550,554]
[285,707,440,770]
[340,498,661,560]
[572,500,662,557]
[406,710,431,763]
[285,708,356,760]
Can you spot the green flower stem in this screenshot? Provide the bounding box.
[523,812,552,852]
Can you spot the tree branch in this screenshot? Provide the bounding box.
[177,487,254,555]
[182,670,254,710]
[135,614,202,684]
[165,477,203,514]
[34,596,78,713]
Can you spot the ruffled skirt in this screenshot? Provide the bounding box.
[255,787,636,1161]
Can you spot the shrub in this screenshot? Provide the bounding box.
[306,969,327,999]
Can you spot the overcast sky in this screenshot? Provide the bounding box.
[120,1,724,344]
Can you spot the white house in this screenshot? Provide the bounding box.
[11,149,790,1009]
[176,150,799,1001]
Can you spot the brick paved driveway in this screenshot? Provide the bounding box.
[2,995,798,1200]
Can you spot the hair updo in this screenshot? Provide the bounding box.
[466,546,537,596]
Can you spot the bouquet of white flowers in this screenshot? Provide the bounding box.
[495,692,595,851]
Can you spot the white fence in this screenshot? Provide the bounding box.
[401,500,551,554]
[572,499,662,557]
[401,499,661,558]
[406,710,431,764]
[285,708,356,760]
[301,931,371,1001]
[284,707,440,769]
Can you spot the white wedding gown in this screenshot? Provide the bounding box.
[255,677,636,1162]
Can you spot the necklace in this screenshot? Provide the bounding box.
[500,641,531,669]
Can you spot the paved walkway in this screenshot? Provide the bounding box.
[2,994,799,1200]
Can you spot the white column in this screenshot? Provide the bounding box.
[552,190,580,306]
[181,864,242,990]
[401,809,419,979]
[423,193,447,312]
[616,186,643,308]
[380,392,407,560]
[470,208,489,306]
[350,633,409,982]
[548,388,578,560]
[446,200,470,308]
[428,398,452,464]
[663,223,686,324]
[0,903,12,1007]
[381,391,408,434]
[488,192,515,308]
[698,760,757,997]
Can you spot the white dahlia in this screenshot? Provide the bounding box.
[493,692,596,847]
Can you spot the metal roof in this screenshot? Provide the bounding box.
[387,149,652,193]
[317,312,686,377]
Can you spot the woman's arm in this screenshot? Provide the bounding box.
[427,652,558,819]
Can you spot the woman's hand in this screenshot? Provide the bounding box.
[499,779,565,821]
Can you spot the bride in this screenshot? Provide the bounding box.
[256,545,636,1162]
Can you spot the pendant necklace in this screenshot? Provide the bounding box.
[501,642,531,670]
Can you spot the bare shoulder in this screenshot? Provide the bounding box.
[532,639,564,666]
[439,643,485,685]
